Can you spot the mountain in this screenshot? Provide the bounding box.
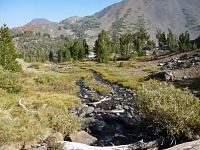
[11,0,200,45]
[25,18,56,26]
[92,0,200,40]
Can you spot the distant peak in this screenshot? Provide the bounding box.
[25,18,56,26]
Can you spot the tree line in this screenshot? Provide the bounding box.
[1,24,199,68]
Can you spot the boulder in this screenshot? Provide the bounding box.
[145,71,175,81]
[83,106,95,115]
[0,145,18,150]
[165,139,200,150]
[68,131,97,145]
[46,132,63,148]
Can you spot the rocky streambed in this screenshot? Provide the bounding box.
[72,70,166,149]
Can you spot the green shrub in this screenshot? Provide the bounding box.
[134,80,200,140]
[36,73,54,84]
[0,66,21,92]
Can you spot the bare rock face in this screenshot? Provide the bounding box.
[67,131,97,145]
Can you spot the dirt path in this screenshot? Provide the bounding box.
[16,58,38,72]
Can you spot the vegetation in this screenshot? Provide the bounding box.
[0,24,22,72]
[134,80,200,140]
[94,30,111,63]
[1,23,199,148]
[156,29,195,53]
[83,76,111,95]
[178,31,190,52]
[156,30,167,49]
[0,63,93,147]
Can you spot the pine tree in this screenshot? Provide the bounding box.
[83,39,89,57]
[178,31,190,52]
[63,48,71,62]
[0,24,21,72]
[94,30,111,63]
[58,48,63,63]
[36,48,46,62]
[70,41,84,61]
[119,33,134,59]
[134,28,150,56]
[167,29,177,52]
[49,51,54,62]
[156,30,167,49]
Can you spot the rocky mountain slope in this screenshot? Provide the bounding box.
[11,0,200,45]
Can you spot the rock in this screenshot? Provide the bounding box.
[82,117,96,130]
[46,132,64,148]
[83,106,95,115]
[84,95,88,99]
[116,104,123,110]
[0,145,17,150]
[123,105,129,110]
[145,71,175,81]
[29,146,47,150]
[182,76,188,79]
[68,131,97,145]
[161,51,200,70]
[165,139,200,150]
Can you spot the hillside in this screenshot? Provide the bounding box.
[11,0,200,46]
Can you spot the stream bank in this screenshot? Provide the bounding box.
[73,70,168,149]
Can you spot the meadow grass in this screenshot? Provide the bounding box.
[79,61,148,90]
[0,64,91,147]
[83,76,111,95]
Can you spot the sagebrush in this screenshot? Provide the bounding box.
[134,80,200,140]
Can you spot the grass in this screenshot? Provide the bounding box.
[0,64,91,147]
[1,55,199,147]
[143,66,160,73]
[79,61,148,90]
[83,76,111,95]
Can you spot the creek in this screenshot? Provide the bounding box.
[75,70,164,148]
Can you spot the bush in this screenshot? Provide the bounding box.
[0,66,21,92]
[134,80,200,140]
[36,73,54,84]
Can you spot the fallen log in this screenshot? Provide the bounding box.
[59,139,161,150]
[90,97,111,106]
[95,109,125,114]
[18,99,38,114]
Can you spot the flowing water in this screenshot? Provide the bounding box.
[76,70,161,147]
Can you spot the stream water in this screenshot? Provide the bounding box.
[76,70,162,147]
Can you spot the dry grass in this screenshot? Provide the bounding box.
[83,76,111,95]
[79,61,149,90]
[0,64,91,147]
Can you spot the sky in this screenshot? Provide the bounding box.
[0,0,122,28]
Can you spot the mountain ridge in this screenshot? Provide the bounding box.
[12,0,200,45]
